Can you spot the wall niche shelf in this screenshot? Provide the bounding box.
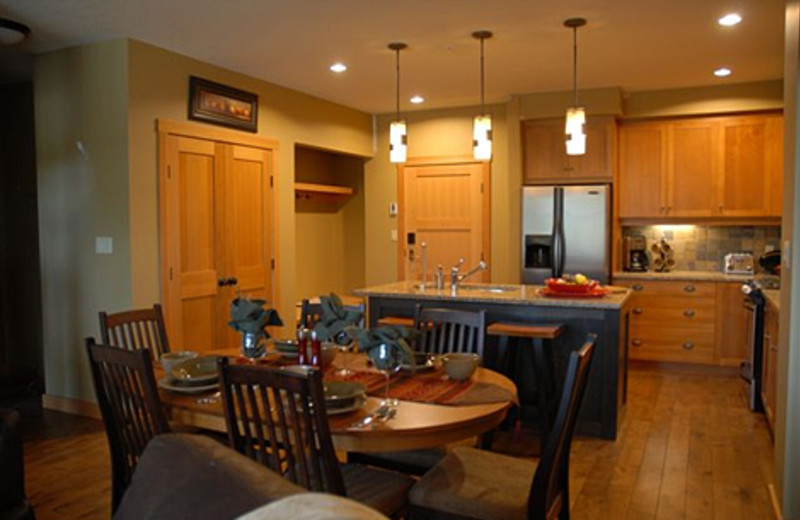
[294,182,355,212]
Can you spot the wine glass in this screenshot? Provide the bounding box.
[371,343,402,408]
[334,330,356,376]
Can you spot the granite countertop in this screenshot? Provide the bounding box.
[763,289,781,312]
[612,270,753,283]
[353,281,631,309]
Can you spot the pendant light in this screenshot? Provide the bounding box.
[0,18,31,46]
[472,31,493,161]
[564,18,587,156]
[388,42,408,164]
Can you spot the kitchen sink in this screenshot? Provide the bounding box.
[456,284,518,293]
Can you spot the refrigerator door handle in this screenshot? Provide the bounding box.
[553,187,566,278]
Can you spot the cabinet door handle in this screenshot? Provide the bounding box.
[632,307,643,315]
[684,284,696,293]
[682,342,694,350]
[632,284,644,292]
[683,309,696,318]
[218,277,228,287]
[632,339,642,347]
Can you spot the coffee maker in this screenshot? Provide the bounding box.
[623,235,648,272]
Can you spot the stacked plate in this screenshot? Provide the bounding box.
[158,355,220,394]
[399,352,436,373]
[323,381,367,415]
[274,339,300,359]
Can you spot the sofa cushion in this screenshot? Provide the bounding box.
[114,433,304,520]
[235,493,389,520]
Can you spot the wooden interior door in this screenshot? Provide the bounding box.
[162,135,224,352]
[399,161,490,283]
[667,119,718,218]
[219,144,275,347]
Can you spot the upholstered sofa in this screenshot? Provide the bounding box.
[113,433,389,520]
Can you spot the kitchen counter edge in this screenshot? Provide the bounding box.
[612,270,753,283]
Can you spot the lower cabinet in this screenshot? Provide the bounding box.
[617,279,748,366]
[762,298,779,432]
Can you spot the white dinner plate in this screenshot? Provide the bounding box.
[158,377,219,394]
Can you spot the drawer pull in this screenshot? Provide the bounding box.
[633,307,643,315]
[683,309,696,318]
[632,284,644,292]
[684,284,696,293]
[632,339,642,347]
[682,342,694,350]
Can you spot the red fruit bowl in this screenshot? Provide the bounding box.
[545,278,598,294]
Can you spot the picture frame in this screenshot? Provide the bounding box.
[188,76,258,133]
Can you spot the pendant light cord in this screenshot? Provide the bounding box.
[480,36,486,117]
[572,25,578,107]
[395,47,401,122]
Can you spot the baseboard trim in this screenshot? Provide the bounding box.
[768,484,783,520]
[42,394,101,420]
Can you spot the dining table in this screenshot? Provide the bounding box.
[157,348,518,453]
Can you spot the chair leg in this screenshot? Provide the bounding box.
[532,338,553,446]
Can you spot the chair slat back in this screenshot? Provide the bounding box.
[299,299,365,331]
[414,307,486,357]
[99,304,170,359]
[528,334,597,520]
[217,358,346,495]
[85,338,170,513]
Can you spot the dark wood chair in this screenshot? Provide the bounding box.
[85,337,170,514]
[217,358,414,519]
[413,307,486,357]
[99,304,170,359]
[299,298,365,330]
[408,334,597,520]
[348,306,487,476]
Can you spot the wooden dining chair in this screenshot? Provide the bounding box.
[85,337,170,514]
[299,298,365,330]
[99,304,171,359]
[407,334,597,520]
[217,358,414,519]
[413,307,486,357]
[348,306,487,477]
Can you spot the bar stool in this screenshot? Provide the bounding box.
[486,322,565,447]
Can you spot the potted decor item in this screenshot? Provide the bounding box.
[312,293,364,345]
[228,297,283,358]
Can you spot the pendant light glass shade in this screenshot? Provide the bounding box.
[565,106,586,156]
[564,18,587,156]
[388,42,408,164]
[473,115,492,161]
[472,31,492,161]
[390,120,407,163]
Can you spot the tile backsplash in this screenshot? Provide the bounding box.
[622,225,781,272]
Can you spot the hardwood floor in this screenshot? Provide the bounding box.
[19,366,775,520]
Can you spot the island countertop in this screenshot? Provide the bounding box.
[353,281,631,309]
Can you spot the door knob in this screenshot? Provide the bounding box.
[682,342,694,350]
[683,284,696,293]
[632,307,643,315]
[632,339,642,347]
[683,309,696,318]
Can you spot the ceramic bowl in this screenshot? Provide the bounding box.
[170,355,219,384]
[441,353,481,381]
[160,351,199,375]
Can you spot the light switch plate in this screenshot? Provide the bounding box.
[389,202,398,216]
[391,229,398,241]
[95,236,113,254]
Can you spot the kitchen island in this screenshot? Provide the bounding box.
[353,281,632,440]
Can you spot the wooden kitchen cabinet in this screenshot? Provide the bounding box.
[522,116,615,185]
[617,112,783,221]
[762,297,779,432]
[715,282,749,367]
[620,280,716,364]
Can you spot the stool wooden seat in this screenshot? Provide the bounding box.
[376,316,415,328]
[486,321,566,449]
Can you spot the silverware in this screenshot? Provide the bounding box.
[348,404,390,430]
[196,391,220,405]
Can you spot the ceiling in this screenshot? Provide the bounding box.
[0,0,786,114]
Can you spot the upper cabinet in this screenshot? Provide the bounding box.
[522,116,616,184]
[617,112,783,221]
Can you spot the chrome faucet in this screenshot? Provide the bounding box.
[450,258,488,294]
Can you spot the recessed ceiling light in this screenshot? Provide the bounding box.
[714,67,732,77]
[329,63,347,73]
[718,13,742,26]
[410,95,424,104]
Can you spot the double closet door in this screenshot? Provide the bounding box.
[159,121,277,352]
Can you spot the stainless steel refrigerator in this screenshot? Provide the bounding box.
[521,185,611,284]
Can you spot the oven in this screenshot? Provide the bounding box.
[741,282,765,412]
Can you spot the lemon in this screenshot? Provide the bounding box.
[574,273,588,285]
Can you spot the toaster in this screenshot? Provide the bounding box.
[724,253,754,274]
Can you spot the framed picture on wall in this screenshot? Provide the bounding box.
[188,76,258,132]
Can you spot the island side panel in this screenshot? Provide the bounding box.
[366,295,627,440]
